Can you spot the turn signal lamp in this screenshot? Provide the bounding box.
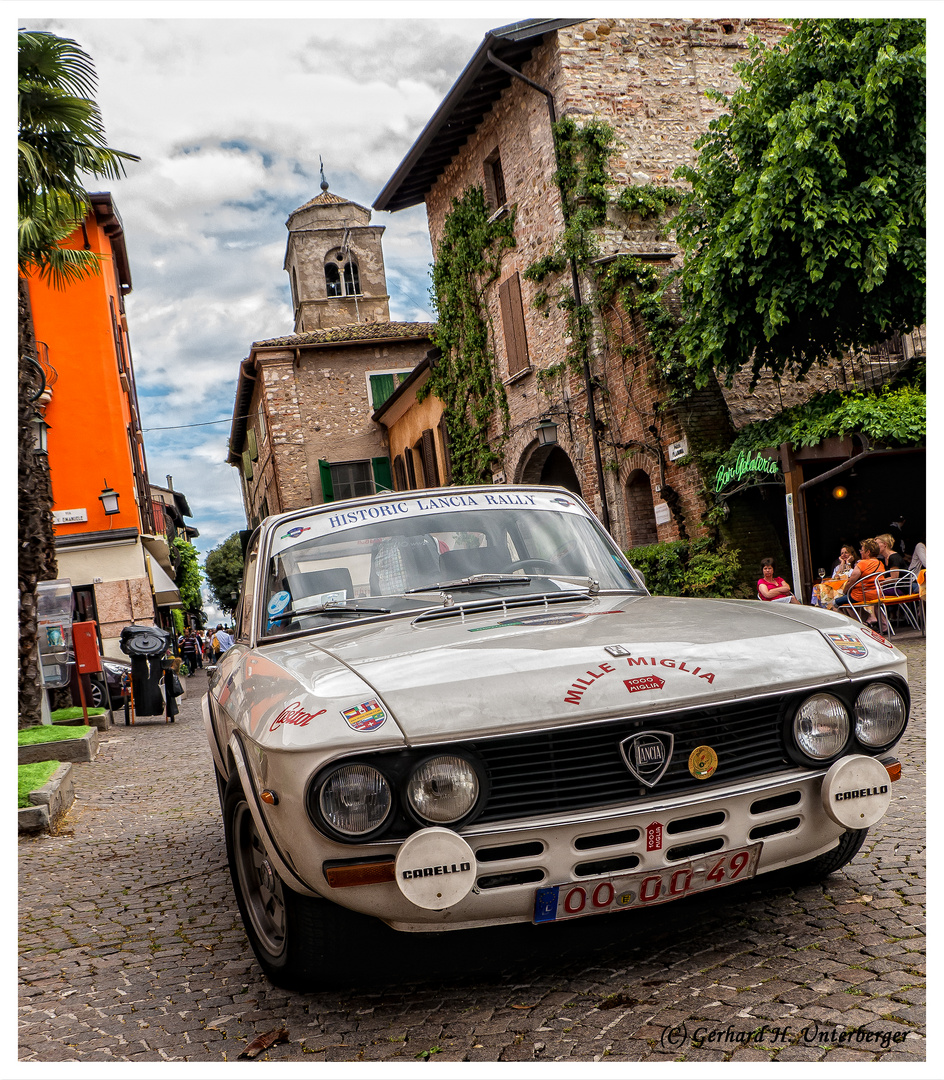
[884,760,902,783]
[324,858,396,889]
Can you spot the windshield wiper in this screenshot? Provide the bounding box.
[271,602,391,622]
[404,575,532,594]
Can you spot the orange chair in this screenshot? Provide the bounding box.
[874,570,924,637]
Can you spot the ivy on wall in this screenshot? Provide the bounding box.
[428,186,515,482]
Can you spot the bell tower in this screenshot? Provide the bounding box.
[283,176,391,333]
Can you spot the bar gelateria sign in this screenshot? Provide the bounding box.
[715,450,780,492]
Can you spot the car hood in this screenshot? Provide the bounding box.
[237,595,904,748]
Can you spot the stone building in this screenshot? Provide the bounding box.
[228,186,436,526]
[375,17,925,594]
[375,17,786,554]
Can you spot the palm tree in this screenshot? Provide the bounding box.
[18,29,139,727]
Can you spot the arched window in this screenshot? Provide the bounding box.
[625,469,659,546]
[325,251,361,297]
[343,260,360,296]
[325,261,341,297]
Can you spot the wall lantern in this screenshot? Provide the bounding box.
[535,418,559,446]
[30,412,49,454]
[98,480,121,515]
[832,485,848,500]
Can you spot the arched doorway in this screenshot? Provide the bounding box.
[518,443,582,495]
[625,469,658,546]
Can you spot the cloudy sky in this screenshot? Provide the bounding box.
[19,2,516,617]
[20,1,926,621]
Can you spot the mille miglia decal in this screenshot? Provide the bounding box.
[564,656,717,703]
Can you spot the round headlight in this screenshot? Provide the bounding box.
[793,694,850,760]
[855,683,906,748]
[407,755,480,824]
[318,763,392,837]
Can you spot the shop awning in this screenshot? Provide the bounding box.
[147,554,182,607]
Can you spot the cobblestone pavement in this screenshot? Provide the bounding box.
[19,643,925,1064]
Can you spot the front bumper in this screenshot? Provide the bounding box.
[269,762,893,932]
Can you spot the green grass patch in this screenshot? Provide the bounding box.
[18,725,92,747]
[18,761,60,808]
[50,707,105,721]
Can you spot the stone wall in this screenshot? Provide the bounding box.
[250,338,432,514]
[422,18,787,548]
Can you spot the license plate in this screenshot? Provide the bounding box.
[533,843,762,923]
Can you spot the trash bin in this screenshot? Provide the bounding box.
[119,625,174,721]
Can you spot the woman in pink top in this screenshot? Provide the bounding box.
[757,558,800,604]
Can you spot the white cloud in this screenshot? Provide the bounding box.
[21,10,499,562]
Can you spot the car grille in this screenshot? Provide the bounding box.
[464,695,790,824]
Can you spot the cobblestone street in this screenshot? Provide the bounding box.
[19,642,925,1064]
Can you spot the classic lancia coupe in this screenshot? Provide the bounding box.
[204,485,908,988]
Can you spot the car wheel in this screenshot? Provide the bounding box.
[223,775,367,990]
[88,678,105,709]
[790,828,869,882]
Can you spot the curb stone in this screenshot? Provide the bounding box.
[18,727,98,765]
[18,761,74,833]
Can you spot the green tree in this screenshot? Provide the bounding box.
[204,533,245,615]
[18,30,138,728]
[672,19,925,388]
[172,538,205,622]
[19,30,139,285]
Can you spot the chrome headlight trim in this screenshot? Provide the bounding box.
[404,751,487,828]
[792,693,851,762]
[854,682,907,749]
[313,761,394,840]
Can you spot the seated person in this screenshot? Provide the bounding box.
[834,539,883,624]
[908,541,926,575]
[757,558,800,604]
[876,533,907,594]
[831,544,857,579]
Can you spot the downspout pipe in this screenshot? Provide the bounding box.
[485,48,611,530]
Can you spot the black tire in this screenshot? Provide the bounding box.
[789,828,869,882]
[223,774,368,990]
[88,678,105,709]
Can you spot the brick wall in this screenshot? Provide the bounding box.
[422,18,788,548]
[250,339,432,513]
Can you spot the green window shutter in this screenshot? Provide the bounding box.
[369,373,396,410]
[371,456,393,493]
[242,451,253,480]
[318,459,335,503]
[247,428,258,460]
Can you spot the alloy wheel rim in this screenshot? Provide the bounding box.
[233,801,286,955]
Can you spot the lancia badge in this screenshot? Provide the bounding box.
[688,745,718,780]
[620,731,674,787]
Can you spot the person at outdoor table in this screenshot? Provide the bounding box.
[834,538,884,624]
[908,540,926,575]
[876,533,906,593]
[757,558,801,604]
[831,544,857,579]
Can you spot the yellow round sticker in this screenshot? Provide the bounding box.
[689,745,718,780]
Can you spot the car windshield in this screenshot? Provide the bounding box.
[259,491,644,637]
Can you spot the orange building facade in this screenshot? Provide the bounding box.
[24,192,180,658]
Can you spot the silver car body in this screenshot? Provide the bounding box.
[205,486,907,934]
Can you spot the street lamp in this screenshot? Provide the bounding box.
[98,480,121,515]
[535,417,559,446]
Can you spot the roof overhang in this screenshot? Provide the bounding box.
[374,19,581,213]
[88,191,132,292]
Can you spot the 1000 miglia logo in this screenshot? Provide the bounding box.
[564,657,716,704]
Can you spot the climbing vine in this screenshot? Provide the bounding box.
[524,118,690,398]
[428,186,515,482]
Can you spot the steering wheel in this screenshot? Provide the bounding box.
[499,559,559,575]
